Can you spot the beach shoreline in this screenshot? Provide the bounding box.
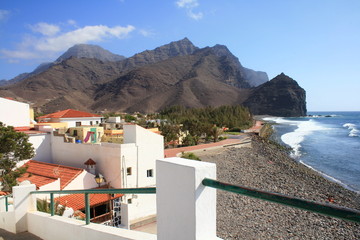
[198,134,360,239]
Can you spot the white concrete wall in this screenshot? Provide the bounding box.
[0,211,16,233]
[127,194,156,222]
[57,117,102,127]
[64,171,98,190]
[52,136,126,189]
[123,125,163,222]
[124,124,164,188]
[39,180,60,192]
[13,184,37,233]
[157,158,219,240]
[27,212,156,240]
[29,133,52,163]
[0,97,30,127]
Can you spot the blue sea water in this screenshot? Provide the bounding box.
[264,112,360,193]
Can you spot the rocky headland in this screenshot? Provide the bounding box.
[198,135,360,239]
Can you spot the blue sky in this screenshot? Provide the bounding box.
[1,0,359,111]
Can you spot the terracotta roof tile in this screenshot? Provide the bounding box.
[0,191,10,196]
[38,109,101,119]
[55,192,123,210]
[19,160,84,190]
[17,173,57,189]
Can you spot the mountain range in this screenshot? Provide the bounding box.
[0,38,306,116]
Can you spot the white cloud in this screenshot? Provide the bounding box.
[176,0,199,8]
[67,19,77,26]
[29,22,61,36]
[1,49,40,60]
[188,10,203,20]
[1,23,135,61]
[139,29,155,37]
[176,0,203,20]
[35,25,135,52]
[0,9,10,21]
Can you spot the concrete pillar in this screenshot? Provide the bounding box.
[156,157,220,240]
[12,184,36,233]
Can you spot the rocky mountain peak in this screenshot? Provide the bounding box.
[56,44,126,62]
[244,73,306,116]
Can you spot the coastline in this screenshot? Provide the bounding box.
[198,134,360,239]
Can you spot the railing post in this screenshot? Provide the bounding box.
[50,193,54,216]
[5,196,8,212]
[85,193,90,224]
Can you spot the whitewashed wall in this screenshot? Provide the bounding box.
[123,124,164,187]
[123,125,163,222]
[56,117,102,127]
[29,133,52,163]
[0,97,30,127]
[63,171,98,190]
[51,137,126,189]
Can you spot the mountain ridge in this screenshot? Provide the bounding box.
[0,38,306,116]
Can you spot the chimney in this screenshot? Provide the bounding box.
[84,158,96,175]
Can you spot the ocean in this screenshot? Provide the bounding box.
[264,112,360,193]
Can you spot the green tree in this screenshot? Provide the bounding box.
[208,125,223,143]
[159,123,180,147]
[0,122,34,192]
[182,134,195,146]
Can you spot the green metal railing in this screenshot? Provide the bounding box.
[29,179,360,225]
[202,178,360,223]
[32,187,156,224]
[0,194,12,212]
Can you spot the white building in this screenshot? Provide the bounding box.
[37,109,103,127]
[0,97,53,163]
[0,97,31,128]
[1,100,165,229]
[51,124,164,228]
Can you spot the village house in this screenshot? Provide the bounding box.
[37,109,104,127]
[0,98,164,229]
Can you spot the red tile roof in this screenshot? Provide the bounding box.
[38,109,101,119]
[18,160,84,190]
[0,191,10,196]
[17,173,57,189]
[55,191,123,210]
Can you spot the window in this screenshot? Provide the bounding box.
[90,121,93,125]
[96,121,99,125]
[147,169,153,177]
[73,130,78,136]
[127,198,132,204]
[76,122,81,126]
[127,167,132,175]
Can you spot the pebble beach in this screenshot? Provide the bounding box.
[198,135,360,240]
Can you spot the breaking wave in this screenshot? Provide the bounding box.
[343,123,359,137]
[264,117,329,158]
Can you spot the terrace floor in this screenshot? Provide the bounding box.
[0,229,43,240]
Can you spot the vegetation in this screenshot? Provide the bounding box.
[37,198,66,216]
[159,105,252,146]
[180,152,201,161]
[0,122,34,192]
[159,105,252,129]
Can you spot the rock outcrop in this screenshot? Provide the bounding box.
[243,73,307,117]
